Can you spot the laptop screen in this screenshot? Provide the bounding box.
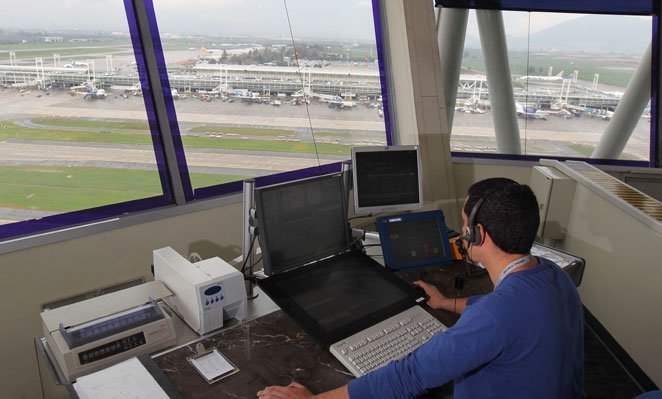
[376,210,454,270]
[258,251,422,348]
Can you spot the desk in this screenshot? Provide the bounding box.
[39,244,584,398]
[152,261,489,398]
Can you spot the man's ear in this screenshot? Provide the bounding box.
[475,223,486,246]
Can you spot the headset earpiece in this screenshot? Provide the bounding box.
[466,197,484,246]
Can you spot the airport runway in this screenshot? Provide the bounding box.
[0,88,651,176]
[0,141,329,174]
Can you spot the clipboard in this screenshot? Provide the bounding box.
[186,343,239,384]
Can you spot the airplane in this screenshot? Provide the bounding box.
[233,90,270,104]
[518,71,565,82]
[328,95,356,109]
[63,61,89,69]
[70,81,106,100]
[516,102,548,120]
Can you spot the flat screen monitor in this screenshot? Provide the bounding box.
[351,145,423,215]
[254,173,350,276]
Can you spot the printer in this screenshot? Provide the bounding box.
[153,247,247,335]
[40,281,177,382]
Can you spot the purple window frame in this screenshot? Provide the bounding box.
[0,0,178,241]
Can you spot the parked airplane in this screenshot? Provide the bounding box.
[518,71,565,82]
[516,102,548,120]
[70,81,106,100]
[233,90,270,104]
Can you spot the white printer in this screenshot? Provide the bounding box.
[40,281,176,382]
[153,247,247,335]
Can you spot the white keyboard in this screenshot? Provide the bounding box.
[329,305,447,377]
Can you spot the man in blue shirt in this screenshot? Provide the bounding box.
[257,178,584,399]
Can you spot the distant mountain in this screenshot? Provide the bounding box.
[507,14,651,54]
[464,14,650,55]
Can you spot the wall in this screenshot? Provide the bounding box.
[559,182,662,387]
[451,161,533,228]
[0,200,243,399]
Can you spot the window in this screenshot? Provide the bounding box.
[0,0,391,241]
[0,1,173,238]
[436,1,659,166]
[151,0,390,196]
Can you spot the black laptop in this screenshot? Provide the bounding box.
[255,173,425,348]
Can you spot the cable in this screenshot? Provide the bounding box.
[188,252,203,263]
[240,234,258,275]
[348,213,381,221]
[282,0,322,173]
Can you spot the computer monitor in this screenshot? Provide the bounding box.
[351,145,423,215]
[254,173,350,276]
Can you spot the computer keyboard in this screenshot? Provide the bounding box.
[329,305,447,377]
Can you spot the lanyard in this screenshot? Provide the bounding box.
[495,254,533,288]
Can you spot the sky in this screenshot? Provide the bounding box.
[0,2,650,44]
[0,0,376,41]
[464,10,616,38]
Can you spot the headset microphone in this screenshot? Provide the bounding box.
[455,236,468,257]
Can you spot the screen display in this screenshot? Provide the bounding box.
[258,251,420,347]
[377,210,454,270]
[388,217,446,264]
[352,146,422,214]
[255,174,349,275]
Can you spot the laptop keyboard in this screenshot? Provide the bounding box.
[329,305,447,377]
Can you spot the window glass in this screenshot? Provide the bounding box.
[0,1,164,228]
[152,0,388,191]
[450,11,652,161]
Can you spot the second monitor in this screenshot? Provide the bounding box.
[351,145,423,215]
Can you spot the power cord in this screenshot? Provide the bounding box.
[240,234,258,275]
[188,252,203,263]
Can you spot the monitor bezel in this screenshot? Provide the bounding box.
[376,210,454,270]
[257,250,424,348]
[254,173,350,276]
[351,145,424,215]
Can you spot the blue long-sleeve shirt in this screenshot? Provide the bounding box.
[348,257,584,399]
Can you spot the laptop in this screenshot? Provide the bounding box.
[376,210,454,271]
[256,173,446,376]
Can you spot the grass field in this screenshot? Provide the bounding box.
[0,166,248,212]
[1,121,352,155]
[0,119,346,211]
[568,144,595,157]
[0,42,133,61]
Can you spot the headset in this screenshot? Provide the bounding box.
[465,197,486,246]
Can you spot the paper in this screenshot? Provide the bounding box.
[73,357,168,399]
[190,349,236,381]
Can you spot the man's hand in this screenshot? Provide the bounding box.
[257,382,314,399]
[413,280,449,310]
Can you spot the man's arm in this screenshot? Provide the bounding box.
[256,382,348,399]
[413,280,468,313]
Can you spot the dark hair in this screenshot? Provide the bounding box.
[463,177,540,254]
